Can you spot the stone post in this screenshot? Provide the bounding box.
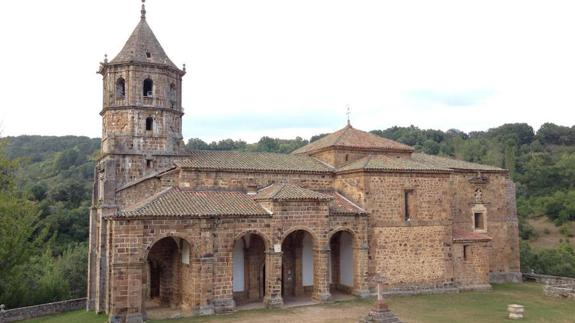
[313,247,332,303]
[199,256,216,315]
[108,262,145,323]
[361,274,402,323]
[508,304,524,320]
[264,249,283,307]
[353,242,370,298]
[294,246,305,297]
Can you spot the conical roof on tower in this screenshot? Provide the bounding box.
[292,124,414,155]
[110,1,178,69]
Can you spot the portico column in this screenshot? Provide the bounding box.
[353,242,370,298]
[108,262,145,323]
[313,247,331,302]
[264,250,283,307]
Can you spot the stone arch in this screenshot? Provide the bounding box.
[115,77,125,98]
[145,117,153,131]
[233,230,272,251]
[143,78,153,97]
[280,226,319,247]
[327,227,358,245]
[232,231,269,306]
[280,228,318,302]
[142,234,196,316]
[143,233,195,261]
[328,229,356,295]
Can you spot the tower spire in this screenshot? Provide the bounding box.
[141,0,146,19]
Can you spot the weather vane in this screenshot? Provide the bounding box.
[346,104,351,126]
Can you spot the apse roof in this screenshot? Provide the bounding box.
[292,124,414,155]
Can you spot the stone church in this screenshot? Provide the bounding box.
[87,2,520,322]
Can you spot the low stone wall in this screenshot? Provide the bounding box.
[523,273,575,300]
[544,284,575,299]
[522,273,575,286]
[0,298,86,322]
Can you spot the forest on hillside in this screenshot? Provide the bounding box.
[0,122,574,308]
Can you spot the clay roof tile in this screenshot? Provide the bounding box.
[292,124,414,155]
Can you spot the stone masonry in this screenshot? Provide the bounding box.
[86,3,521,322]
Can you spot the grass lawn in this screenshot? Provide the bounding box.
[388,283,574,323]
[23,283,574,323]
[23,310,106,323]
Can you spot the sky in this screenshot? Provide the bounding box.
[0,0,574,143]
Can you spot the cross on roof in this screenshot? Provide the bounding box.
[346,104,351,126]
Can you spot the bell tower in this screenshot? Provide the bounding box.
[97,0,185,184]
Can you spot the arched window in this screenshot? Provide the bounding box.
[116,78,125,98]
[145,117,153,131]
[143,78,153,97]
[169,83,176,100]
[169,83,177,108]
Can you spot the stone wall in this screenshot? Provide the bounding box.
[179,169,334,191]
[450,172,520,280]
[544,285,575,299]
[453,241,491,289]
[101,63,185,157]
[0,298,86,322]
[522,273,575,285]
[363,172,453,289]
[310,148,411,169]
[523,273,575,300]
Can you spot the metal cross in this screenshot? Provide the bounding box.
[346,104,351,125]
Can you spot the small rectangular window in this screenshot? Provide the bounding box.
[474,212,484,230]
[145,117,153,131]
[146,159,152,168]
[404,190,413,222]
[463,245,470,260]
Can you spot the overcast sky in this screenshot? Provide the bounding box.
[0,0,574,143]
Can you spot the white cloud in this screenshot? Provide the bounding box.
[0,0,573,142]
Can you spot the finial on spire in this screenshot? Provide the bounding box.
[104,54,108,63]
[141,0,146,19]
[182,63,186,72]
[346,104,351,126]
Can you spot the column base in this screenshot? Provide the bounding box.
[199,304,215,316]
[490,272,522,283]
[108,313,144,323]
[264,296,284,308]
[360,301,403,323]
[354,289,371,299]
[213,298,235,314]
[313,292,332,303]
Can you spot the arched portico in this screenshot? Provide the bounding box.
[329,230,355,296]
[327,227,370,298]
[142,235,194,319]
[232,232,268,306]
[281,229,317,303]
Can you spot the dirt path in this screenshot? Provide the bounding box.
[150,301,373,323]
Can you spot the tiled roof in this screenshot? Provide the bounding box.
[337,155,451,173]
[292,124,414,154]
[324,192,367,215]
[411,153,505,172]
[452,229,492,242]
[174,151,333,173]
[255,183,333,201]
[110,18,178,69]
[118,187,270,217]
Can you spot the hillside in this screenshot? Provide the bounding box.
[1,122,574,308]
